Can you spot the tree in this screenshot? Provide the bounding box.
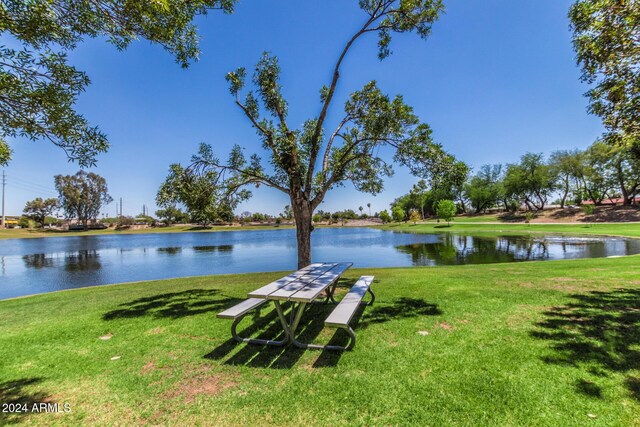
[358,206,364,217]
[54,171,112,230]
[464,164,502,213]
[23,197,59,228]
[409,209,421,224]
[379,209,391,223]
[409,179,429,218]
[0,0,237,166]
[392,206,405,223]
[436,199,456,226]
[549,150,583,207]
[503,153,556,210]
[156,160,247,226]
[155,206,189,225]
[592,138,640,205]
[367,202,371,215]
[569,1,640,147]
[282,205,293,220]
[192,1,450,268]
[432,160,470,213]
[579,142,615,205]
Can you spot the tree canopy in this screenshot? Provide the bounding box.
[54,170,112,229]
[569,0,640,149]
[23,197,59,228]
[156,157,248,226]
[0,0,237,166]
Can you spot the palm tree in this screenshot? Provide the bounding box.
[358,206,364,217]
[367,202,371,216]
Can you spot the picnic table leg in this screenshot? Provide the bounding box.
[288,302,355,351]
[230,301,290,347]
[323,281,339,304]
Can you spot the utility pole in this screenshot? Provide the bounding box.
[1,170,5,228]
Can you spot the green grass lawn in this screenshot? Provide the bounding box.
[1,256,639,425]
[379,221,640,239]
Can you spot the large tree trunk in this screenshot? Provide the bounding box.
[291,194,313,269]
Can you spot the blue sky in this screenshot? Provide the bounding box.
[3,0,603,217]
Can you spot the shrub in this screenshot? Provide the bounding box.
[379,210,391,223]
[409,209,421,224]
[524,211,535,224]
[18,216,36,228]
[581,204,595,215]
[117,216,135,228]
[391,206,405,222]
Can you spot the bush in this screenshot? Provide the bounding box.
[436,200,456,225]
[524,211,535,224]
[581,204,595,215]
[391,206,405,222]
[18,216,36,228]
[117,216,135,228]
[379,210,391,223]
[409,209,421,224]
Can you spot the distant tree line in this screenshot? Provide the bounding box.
[390,141,640,220]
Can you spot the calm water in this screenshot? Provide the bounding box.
[1,228,639,300]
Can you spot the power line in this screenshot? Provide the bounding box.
[9,175,58,193]
[7,182,59,197]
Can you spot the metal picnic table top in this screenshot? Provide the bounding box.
[248,262,352,303]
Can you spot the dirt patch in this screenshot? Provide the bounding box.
[516,281,535,288]
[145,327,164,335]
[164,368,239,403]
[531,206,639,223]
[435,322,454,331]
[551,277,579,283]
[141,361,156,375]
[462,205,640,223]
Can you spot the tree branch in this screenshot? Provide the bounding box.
[305,2,389,191]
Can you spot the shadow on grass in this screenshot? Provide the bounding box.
[359,297,442,328]
[206,279,442,369]
[103,289,239,320]
[0,378,49,424]
[531,288,640,401]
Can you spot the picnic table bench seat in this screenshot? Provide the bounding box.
[324,275,375,350]
[217,298,267,319]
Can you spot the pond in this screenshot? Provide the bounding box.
[1,227,639,300]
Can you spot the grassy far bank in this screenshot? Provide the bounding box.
[379,221,640,239]
[0,224,295,240]
[3,219,640,242]
[1,257,639,425]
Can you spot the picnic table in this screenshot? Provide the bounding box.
[217,262,375,351]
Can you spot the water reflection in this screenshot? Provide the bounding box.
[22,254,55,269]
[157,247,182,255]
[193,245,233,253]
[395,234,632,266]
[64,250,101,272]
